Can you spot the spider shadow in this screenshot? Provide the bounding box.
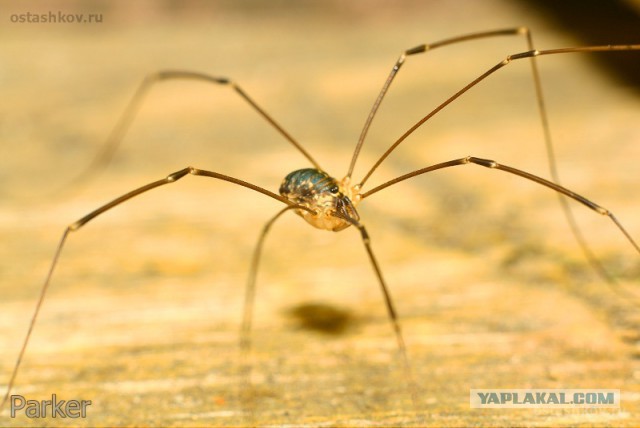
[285,302,357,336]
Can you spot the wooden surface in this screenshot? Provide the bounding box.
[1,1,639,426]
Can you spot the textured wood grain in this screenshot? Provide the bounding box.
[1,1,639,426]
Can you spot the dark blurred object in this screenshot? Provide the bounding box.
[287,303,355,335]
[521,0,640,92]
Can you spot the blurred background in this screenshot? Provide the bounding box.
[0,0,639,426]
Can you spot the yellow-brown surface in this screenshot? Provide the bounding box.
[0,1,639,426]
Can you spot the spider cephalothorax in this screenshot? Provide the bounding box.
[279,168,361,231]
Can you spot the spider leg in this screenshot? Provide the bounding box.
[347,26,535,179]
[68,70,321,190]
[0,166,304,410]
[334,211,418,406]
[363,156,640,299]
[235,205,300,420]
[359,44,640,187]
[240,207,298,353]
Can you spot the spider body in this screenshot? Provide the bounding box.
[279,168,361,232]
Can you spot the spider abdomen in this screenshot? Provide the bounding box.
[279,168,359,231]
[280,168,338,204]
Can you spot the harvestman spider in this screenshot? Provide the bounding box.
[2,27,640,411]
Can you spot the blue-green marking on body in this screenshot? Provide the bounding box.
[279,168,339,204]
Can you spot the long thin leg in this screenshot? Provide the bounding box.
[362,156,640,286]
[357,44,640,188]
[241,206,297,352]
[346,27,531,179]
[334,212,418,405]
[237,206,296,420]
[0,166,307,410]
[522,32,625,290]
[69,70,321,188]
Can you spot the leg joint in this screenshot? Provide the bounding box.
[469,156,497,168]
[166,167,192,182]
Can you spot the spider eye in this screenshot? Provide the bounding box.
[329,185,339,194]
